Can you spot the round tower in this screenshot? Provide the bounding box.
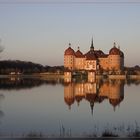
[109,42,121,71]
[64,43,75,70]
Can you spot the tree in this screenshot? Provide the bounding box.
[0,39,4,54]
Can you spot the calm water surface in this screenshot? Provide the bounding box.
[0,78,140,137]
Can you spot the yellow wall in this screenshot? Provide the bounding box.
[64,54,123,71]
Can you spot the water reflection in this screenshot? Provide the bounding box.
[0,77,140,137]
[0,94,4,122]
[0,77,140,115]
[64,79,124,113]
[0,78,63,90]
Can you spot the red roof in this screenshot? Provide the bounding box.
[64,47,75,55]
[95,50,104,56]
[94,50,108,58]
[85,51,97,60]
[75,50,84,58]
[109,47,120,55]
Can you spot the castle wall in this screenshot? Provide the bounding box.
[84,60,97,70]
[64,55,75,70]
[98,57,109,70]
[108,55,121,71]
[74,57,85,70]
[120,57,124,70]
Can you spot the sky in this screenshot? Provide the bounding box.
[0,0,140,66]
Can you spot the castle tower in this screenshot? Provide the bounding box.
[64,43,75,70]
[75,47,85,70]
[108,42,121,71]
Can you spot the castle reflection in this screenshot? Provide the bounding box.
[64,79,124,114]
[0,77,135,115]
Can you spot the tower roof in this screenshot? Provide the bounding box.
[109,42,120,55]
[85,50,97,60]
[64,43,75,55]
[75,50,84,58]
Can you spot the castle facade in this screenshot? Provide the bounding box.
[64,38,124,73]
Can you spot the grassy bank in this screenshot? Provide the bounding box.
[0,122,140,138]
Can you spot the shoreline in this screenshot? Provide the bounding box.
[0,74,140,80]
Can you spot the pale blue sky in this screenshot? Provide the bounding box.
[0,0,140,66]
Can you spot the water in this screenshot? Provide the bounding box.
[0,77,140,137]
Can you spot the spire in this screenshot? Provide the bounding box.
[90,37,94,51]
[78,46,80,51]
[69,43,71,48]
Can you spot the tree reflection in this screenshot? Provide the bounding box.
[0,78,64,90]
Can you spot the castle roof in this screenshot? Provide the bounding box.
[85,50,97,60]
[94,50,108,58]
[120,50,124,58]
[109,42,120,55]
[64,47,75,55]
[75,50,84,58]
[64,43,75,55]
[64,41,124,59]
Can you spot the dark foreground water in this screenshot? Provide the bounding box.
[0,77,140,137]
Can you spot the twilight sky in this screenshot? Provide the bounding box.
[0,0,140,66]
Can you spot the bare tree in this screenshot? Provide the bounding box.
[0,39,4,53]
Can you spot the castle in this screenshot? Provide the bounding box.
[64,38,124,73]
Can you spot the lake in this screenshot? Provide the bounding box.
[0,77,140,137]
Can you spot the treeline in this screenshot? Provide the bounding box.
[0,60,64,74]
[124,65,140,75]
